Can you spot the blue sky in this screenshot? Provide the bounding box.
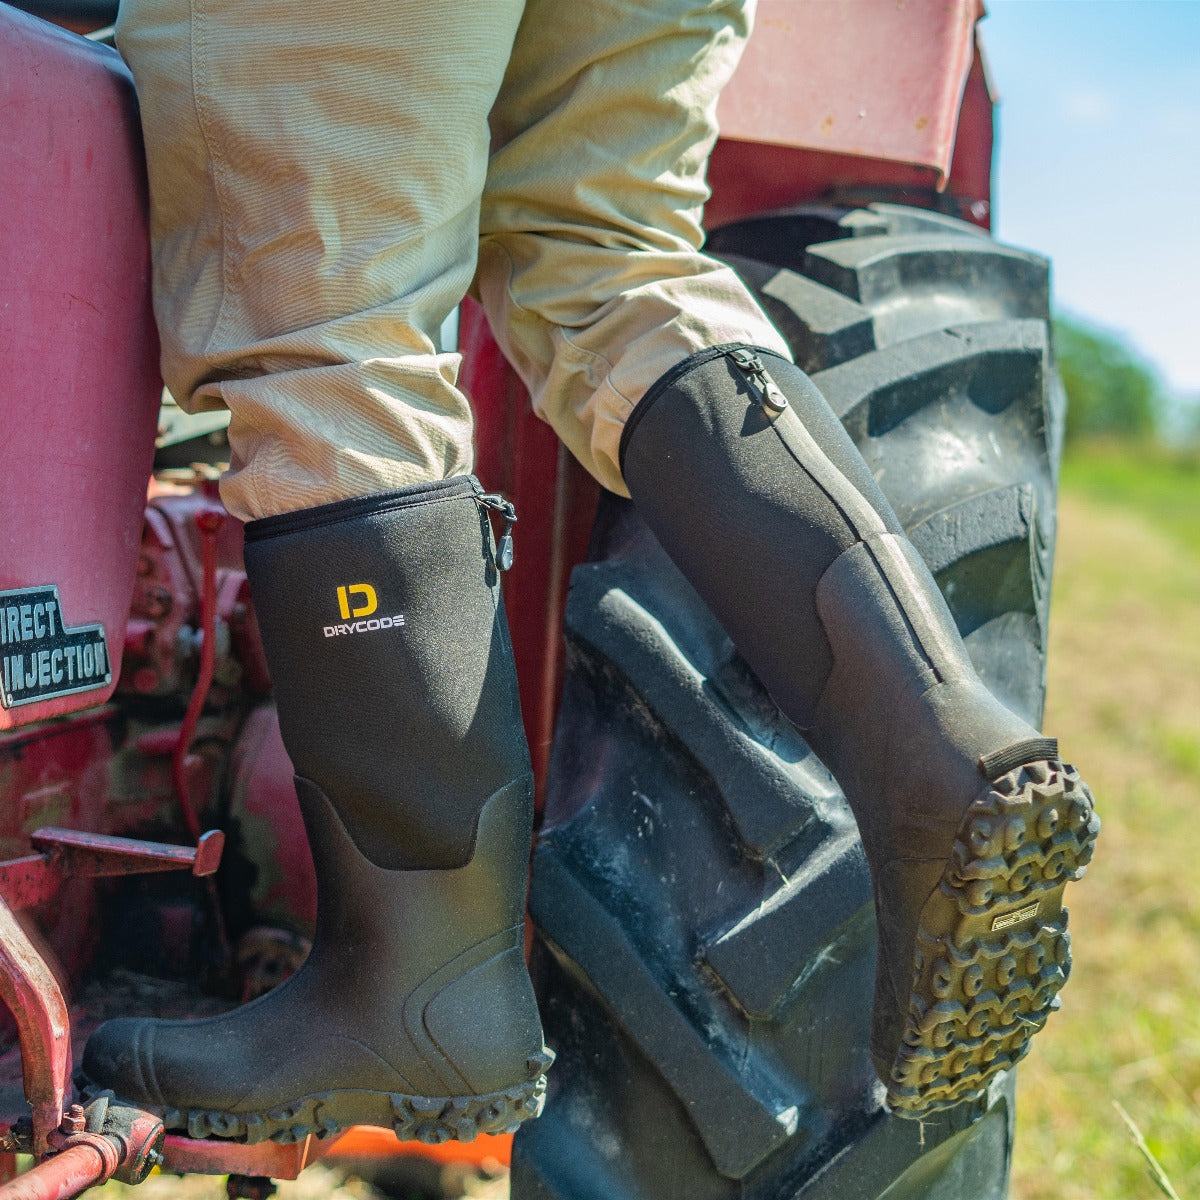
[983,0,1200,398]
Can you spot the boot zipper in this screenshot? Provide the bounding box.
[475,491,518,571]
[618,344,789,470]
[728,348,788,414]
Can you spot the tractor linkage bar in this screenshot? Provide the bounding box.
[0,1098,164,1200]
[0,827,224,913]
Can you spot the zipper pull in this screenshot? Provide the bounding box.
[728,349,788,414]
[476,492,518,571]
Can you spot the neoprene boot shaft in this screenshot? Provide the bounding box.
[246,478,523,870]
[83,478,551,1144]
[622,346,1099,1115]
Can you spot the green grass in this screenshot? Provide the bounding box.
[1060,439,1200,562]
[1012,439,1200,1200]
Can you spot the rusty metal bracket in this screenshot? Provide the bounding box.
[0,897,70,1158]
[30,828,224,880]
[0,1100,165,1200]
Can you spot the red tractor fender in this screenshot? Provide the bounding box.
[0,6,161,732]
[710,0,994,227]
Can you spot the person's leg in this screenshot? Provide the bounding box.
[117,0,515,521]
[475,0,791,497]
[83,0,553,1143]
[477,0,1099,1117]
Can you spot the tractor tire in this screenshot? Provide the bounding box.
[512,204,1063,1200]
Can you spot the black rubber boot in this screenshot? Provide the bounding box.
[82,477,552,1144]
[620,345,1099,1116]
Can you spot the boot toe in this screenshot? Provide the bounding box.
[82,1018,161,1105]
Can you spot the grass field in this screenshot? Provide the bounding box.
[1012,441,1200,1199]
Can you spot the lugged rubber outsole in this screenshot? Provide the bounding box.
[886,759,1099,1116]
[81,1049,553,1146]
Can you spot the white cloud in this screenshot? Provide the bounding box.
[1061,88,1117,125]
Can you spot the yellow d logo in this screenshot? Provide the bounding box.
[337,583,378,620]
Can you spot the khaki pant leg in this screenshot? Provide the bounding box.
[475,0,790,498]
[116,0,525,520]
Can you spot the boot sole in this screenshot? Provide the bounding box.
[80,1050,553,1146]
[885,758,1099,1116]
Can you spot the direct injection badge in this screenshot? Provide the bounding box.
[0,585,110,707]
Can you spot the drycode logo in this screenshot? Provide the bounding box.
[337,583,377,619]
[0,585,111,709]
[991,900,1040,933]
[324,583,405,638]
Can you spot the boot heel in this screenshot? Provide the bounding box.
[978,736,1060,779]
[389,1050,554,1144]
[886,758,1100,1115]
[422,941,549,1096]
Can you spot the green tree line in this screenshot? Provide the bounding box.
[1054,315,1166,443]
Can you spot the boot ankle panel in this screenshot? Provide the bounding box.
[300,774,534,947]
[295,771,528,872]
[918,680,1045,786]
[847,678,1044,861]
[809,531,982,810]
[810,660,912,850]
[420,939,545,1095]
